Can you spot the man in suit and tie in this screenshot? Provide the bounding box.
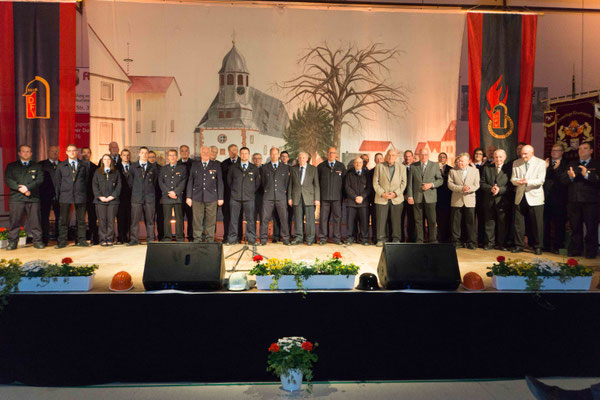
[407,148,443,243]
[259,147,291,245]
[149,150,164,241]
[448,153,480,249]
[81,147,99,245]
[177,145,194,241]
[471,147,486,247]
[373,149,407,246]
[186,146,224,243]
[401,150,416,242]
[39,145,60,245]
[288,152,320,245]
[108,141,122,168]
[159,149,188,242]
[436,152,452,243]
[4,145,45,250]
[55,144,90,248]
[220,144,240,242]
[480,149,511,251]
[317,147,346,245]
[226,147,260,245]
[116,149,132,244]
[561,142,599,259]
[511,145,546,254]
[345,157,372,245]
[128,147,158,246]
[543,143,569,253]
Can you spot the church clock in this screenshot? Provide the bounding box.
[236,86,245,95]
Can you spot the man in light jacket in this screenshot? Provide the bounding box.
[288,152,319,245]
[448,153,480,249]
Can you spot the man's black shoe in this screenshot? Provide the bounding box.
[126,241,139,247]
[534,248,543,255]
[33,242,45,249]
[511,247,524,253]
[6,244,17,250]
[55,243,67,249]
[290,240,302,245]
[76,242,91,247]
[319,240,327,245]
[283,240,290,246]
[466,243,476,250]
[306,241,314,246]
[483,244,495,250]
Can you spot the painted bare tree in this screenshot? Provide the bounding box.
[279,42,408,150]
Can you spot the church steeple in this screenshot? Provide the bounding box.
[216,40,252,122]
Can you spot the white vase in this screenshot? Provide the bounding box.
[18,237,26,248]
[0,239,7,249]
[280,368,303,392]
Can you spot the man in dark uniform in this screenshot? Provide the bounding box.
[55,144,90,248]
[220,144,240,242]
[368,152,383,243]
[39,145,60,245]
[288,151,319,245]
[4,145,45,250]
[471,147,486,246]
[149,150,164,241]
[210,146,219,162]
[128,147,158,246]
[561,142,599,259]
[81,147,99,245]
[318,147,346,245]
[436,152,452,243]
[116,149,132,244]
[177,145,194,241]
[480,149,511,251]
[543,144,569,253]
[274,150,294,240]
[259,147,291,245]
[226,147,260,245]
[401,150,416,242]
[186,146,224,242]
[252,153,263,232]
[345,157,371,245]
[159,149,188,242]
[108,141,122,168]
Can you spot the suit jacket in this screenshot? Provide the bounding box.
[186,160,223,202]
[39,159,59,201]
[288,164,319,206]
[317,160,346,201]
[560,158,600,203]
[447,166,480,208]
[129,161,158,204]
[227,162,260,202]
[544,159,569,206]
[406,161,443,203]
[436,164,452,208]
[345,169,371,208]
[92,169,121,205]
[4,160,44,203]
[55,159,90,204]
[220,157,239,198]
[86,161,98,204]
[159,163,188,204]
[511,156,546,206]
[372,162,407,205]
[480,163,511,208]
[118,163,133,203]
[261,162,291,202]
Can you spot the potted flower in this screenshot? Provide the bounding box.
[250,252,359,290]
[0,228,8,249]
[17,227,27,248]
[267,336,318,392]
[487,256,594,291]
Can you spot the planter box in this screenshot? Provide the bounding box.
[15,275,95,292]
[255,275,355,290]
[492,275,592,291]
[18,237,26,248]
[0,239,7,249]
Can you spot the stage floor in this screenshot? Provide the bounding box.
[6,242,600,292]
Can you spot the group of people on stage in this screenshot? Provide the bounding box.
[3,139,599,258]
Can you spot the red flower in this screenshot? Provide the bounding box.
[268,343,279,352]
[253,255,264,262]
[567,258,578,267]
[301,341,313,351]
[20,226,24,230]
[0,228,6,232]
[496,256,506,263]
[62,257,73,265]
[332,252,342,259]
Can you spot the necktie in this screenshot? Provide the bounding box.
[329,162,334,168]
[497,166,501,174]
[300,166,305,184]
[141,163,146,170]
[23,161,28,167]
[358,170,361,176]
[203,162,207,168]
[243,164,247,171]
[580,160,588,167]
[125,165,129,174]
[273,163,277,170]
[525,162,529,171]
[71,161,76,170]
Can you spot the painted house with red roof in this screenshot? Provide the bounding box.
[357,140,395,168]
[414,120,457,165]
[126,76,182,160]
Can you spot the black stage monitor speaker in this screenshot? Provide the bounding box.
[142,242,225,291]
[377,243,461,290]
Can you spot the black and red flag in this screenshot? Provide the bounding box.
[468,12,537,161]
[0,1,75,199]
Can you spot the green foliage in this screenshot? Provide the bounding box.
[283,102,334,160]
[267,337,318,392]
[0,259,23,311]
[0,228,8,241]
[18,227,27,238]
[486,257,594,291]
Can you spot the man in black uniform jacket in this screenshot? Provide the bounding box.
[128,147,158,245]
[480,149,511,251]
[4,145,45,250]
[116,149,132,244]
[259,147,291,245]
[252,152,264,230]
[345,157,371,245]
[55,144,90,248]
[318,147,346,245]
[177,145,194,241]
[159,149,188,242]
[560,142,599,259]
[81,147,99,245]
[39,145,60,245]
[220,144,240,242]
[543,144,569,253]
[226,147,260,245]
[149,150,164,241]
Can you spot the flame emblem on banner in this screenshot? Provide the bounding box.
[485,75,513,139]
